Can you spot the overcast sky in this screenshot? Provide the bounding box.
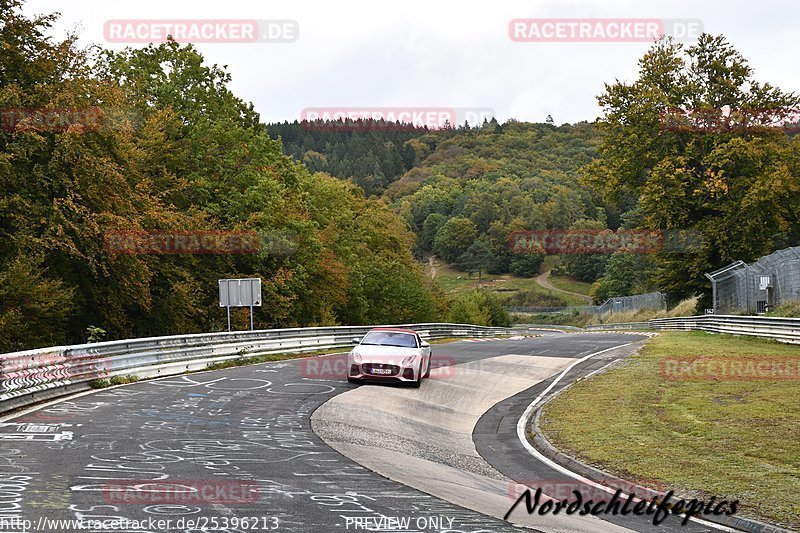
[22,0,800,125]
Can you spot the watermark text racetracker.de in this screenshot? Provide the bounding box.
[301,353,468,380]
[103,230,298,255]
[509,229,703,255]
[509,18,703,42]
[660,106,800,134]
[300,107,495,131]
[104,231,258,255]
[1,108,104,132]
[104,19,298,43]
[103,479,259,504]
[507,479,642,503]
[1,107,151,133]
[660,356,800,381]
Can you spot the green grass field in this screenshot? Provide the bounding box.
[540,254,561,273]
[539,331,800,529]
[547,273,593,296]
[428,260,588,306]
[499,277,586,306]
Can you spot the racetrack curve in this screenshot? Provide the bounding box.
[0,332,723,532]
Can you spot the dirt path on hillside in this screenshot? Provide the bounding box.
[429,256,437,279]
[535,270,592,304]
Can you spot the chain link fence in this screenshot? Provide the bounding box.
[707,246,800,314]
[506,291,666,317]
[595,291,666,315]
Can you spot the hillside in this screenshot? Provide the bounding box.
[386,121,604,263]
[267,120,608,291]
[266,121,429,197]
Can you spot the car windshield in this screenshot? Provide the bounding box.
[360,331,418,348]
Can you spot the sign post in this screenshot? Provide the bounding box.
[219,278,262,331]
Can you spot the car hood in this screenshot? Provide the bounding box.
[351,345,420,362]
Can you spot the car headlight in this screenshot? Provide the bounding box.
[352,352,362,363]
[401,355,416,366]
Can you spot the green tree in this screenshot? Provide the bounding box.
[583,34,800,301]
[420,213,446,254]
[448,290,510,327]
[458,239,493,285]
[433,216,478,263]
[300,174,440,325]
[483,220,516,274]
[509,250,545,277]
[590,252,653,303]
[383,121,604,275]
[558,219,611,282]
[0,256,75,351]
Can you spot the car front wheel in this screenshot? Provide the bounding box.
[410,363,422,388]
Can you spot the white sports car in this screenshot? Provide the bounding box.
[346,328,432,387]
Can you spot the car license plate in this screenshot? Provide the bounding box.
[371,368,392,375]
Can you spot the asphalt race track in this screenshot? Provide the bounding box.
[0,333,725,532]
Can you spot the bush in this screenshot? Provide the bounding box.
[448,290,511,327]
[449,293,490,326]
[89,375,139,389]
[766,300,800,318]
[590,252,652,303]
[86,326,107,343]
[0,255,75,352]
[110,375,140,386]
[434,217,478,263]
[509,251,545,277]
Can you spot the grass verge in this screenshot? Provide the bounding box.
[429,337,478,345]
[766,300,800,318]
[539,331,800,529]
[547,274,593,296]
[89,375,140,389]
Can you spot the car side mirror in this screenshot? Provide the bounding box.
[421,341,430,348]
[351,337,361,345]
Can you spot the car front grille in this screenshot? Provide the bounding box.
[361,363,400,376]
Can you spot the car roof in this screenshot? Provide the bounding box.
[368,328,418,334]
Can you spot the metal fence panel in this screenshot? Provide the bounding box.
[708,246,800,314]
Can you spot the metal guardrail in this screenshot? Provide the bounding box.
[516,323,585,332]
[0,323,517,416]
[585,322,653,331]
[585,315,800,344]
